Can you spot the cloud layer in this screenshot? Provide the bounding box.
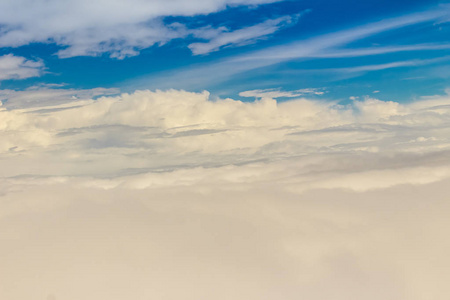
[1,88,450,300]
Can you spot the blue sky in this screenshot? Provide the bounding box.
[1,0,449,102]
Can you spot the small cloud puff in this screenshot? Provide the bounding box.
[0,54,44,81]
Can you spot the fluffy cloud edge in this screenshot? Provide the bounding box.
[1,87,450,188]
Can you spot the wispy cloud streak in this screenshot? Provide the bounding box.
[308,44,450,58]
[188,14,301,55]
[139,7,449,89]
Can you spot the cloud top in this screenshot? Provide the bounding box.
[1,88,450,184]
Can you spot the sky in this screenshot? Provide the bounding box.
[0,0,450,100]
[1,1,450,300]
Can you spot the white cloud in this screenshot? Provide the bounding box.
[189,15,299,55]
[2,88,450,300]
[0,0,282,58]
[0,54,44,81]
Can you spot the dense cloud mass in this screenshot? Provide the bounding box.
[0,0,286,58]
[1,89,450,300]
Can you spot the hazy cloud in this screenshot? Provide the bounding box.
[307,43,450,58]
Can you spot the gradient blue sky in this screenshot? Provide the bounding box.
[1,0,450,102]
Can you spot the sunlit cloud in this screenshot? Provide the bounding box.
[1,88,450,181]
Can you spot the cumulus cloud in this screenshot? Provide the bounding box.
[0,54,44,81]
[0,0,285,58]
[1,88,450,300]
[1,88,450,183]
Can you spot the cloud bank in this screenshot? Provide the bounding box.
[1,88,450,300]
